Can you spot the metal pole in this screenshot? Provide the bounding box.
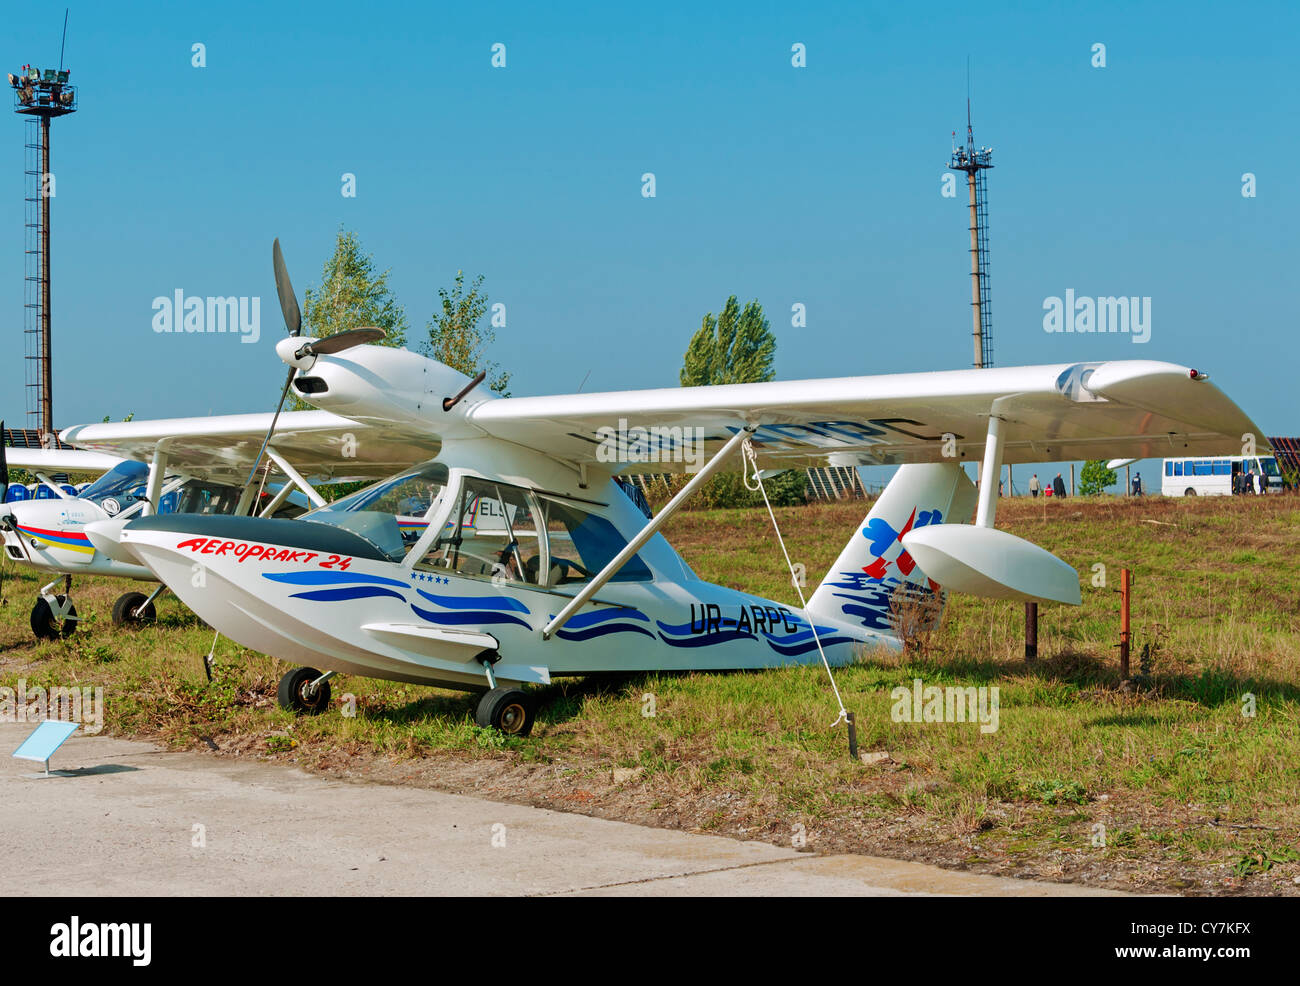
[1119,568,1131,679]
[967,172,984,369]
[1025,601,1038,661]
[1069,463,1075,498]
[39,115,52,444]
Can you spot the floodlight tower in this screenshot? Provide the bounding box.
[948,101,993,369]
[9,60,77,446]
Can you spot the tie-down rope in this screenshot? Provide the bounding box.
[741,438,849,728]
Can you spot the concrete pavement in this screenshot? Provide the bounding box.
[0,723,1123,896]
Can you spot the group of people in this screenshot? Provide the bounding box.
[1028,473,1069,498]
[1233,469,1263,494]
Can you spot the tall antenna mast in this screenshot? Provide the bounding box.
[9,16,80,446]
[948,83,994,368]
[58,9,69,71]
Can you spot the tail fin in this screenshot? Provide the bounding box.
[806,463,976,634]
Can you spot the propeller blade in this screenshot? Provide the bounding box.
[272,238,302,337]
[299,326,386,357]
[242,365,297,489]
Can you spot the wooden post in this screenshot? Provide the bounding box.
[1119,568,1131,679]
[1125,464,1131,497]
[1025,601,1038,662]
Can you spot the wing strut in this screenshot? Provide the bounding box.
[542,425,756,640]
[975,409,1007,528]
[264,448,326,508]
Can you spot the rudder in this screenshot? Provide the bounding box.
[806,463,977,636]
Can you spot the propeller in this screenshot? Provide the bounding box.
[294,325,385,358]
[273,238,301,338]
[242,241,384,492]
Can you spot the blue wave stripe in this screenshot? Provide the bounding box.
[264,571,409,588]
[557,623,656,642]
[289,586,407,603]
[411,604,532,631]
[557,607,649,630]
[839,604,893,631]
[415,589,529,614]
[768,636,857,656]
[657,628,756,648]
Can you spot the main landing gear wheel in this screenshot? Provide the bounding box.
[112,591,157,627]
[277,667,331,715]
[31,596,76,640]
[475,687,535,737]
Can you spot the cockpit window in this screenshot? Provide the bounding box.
[174,483,242,516]
[539,497,652,583]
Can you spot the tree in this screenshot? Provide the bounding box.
[423,271,510,395]
[302,227,408,348]
[681,296,775,387]
[670,296,803,508]
[1078,459,1117,496]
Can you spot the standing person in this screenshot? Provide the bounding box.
[1052,472,1067,498]
[1245,467,1256,494]
[1132,471,1142,496]
[1030,473,1041,498]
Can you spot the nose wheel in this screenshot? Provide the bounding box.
[112,590,160,626]
[277,667,333,715]
[475,687,535,737]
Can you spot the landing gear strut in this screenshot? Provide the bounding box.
[31,576,77,640]
[277,667,334,715]
[473,654,536,736]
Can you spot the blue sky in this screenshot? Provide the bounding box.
[4,1,1296,490]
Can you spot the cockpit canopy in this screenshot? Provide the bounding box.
[76,460,149,513]
[302,461,449,561]
[299,460,654,586]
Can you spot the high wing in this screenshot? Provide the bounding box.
[464,360,1264,472]
[4,448,127,474]
[60,410,441,486]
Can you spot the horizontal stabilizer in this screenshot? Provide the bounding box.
[901,524,1082,605]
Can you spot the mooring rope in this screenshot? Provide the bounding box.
[741,438,849,727]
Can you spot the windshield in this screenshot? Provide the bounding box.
[308,461,449,517]
[303,460,450,559]
[1260,457,1281,477]
[77,461,149,509]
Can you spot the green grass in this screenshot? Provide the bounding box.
[3,492,1299,893]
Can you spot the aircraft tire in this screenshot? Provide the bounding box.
[475,686,535,737]
[31,596,76,640]
[277,666,331,715]
[112,591,157,626]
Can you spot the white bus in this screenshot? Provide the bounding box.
[1162,454,1282,496]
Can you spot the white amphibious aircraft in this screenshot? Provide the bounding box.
[107,306,1262,734]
